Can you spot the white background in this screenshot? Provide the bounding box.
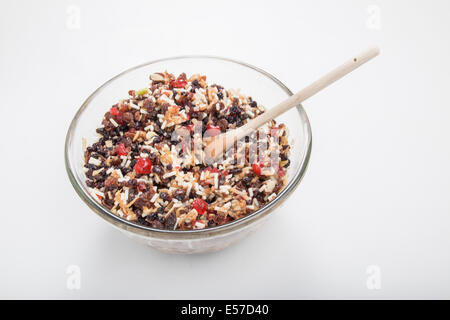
[1,0,449,299]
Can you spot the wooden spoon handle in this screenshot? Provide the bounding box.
[206,47,380,159]
[237,46,380,138]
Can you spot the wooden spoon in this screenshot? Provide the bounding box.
[205,46,380,159]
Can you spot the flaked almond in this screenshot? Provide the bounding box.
[150,73,165,83]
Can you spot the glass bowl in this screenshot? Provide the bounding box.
[65,56,312,254]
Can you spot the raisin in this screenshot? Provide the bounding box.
[123,112,134,125]
[230,168,242,174]
[151,220,164,229]
[152,165,164,175]
[153,136,162,144]
[242,176,252,186]
[173,189,185,201]
[217,118,228,132]
[164,213,177,230]
[160,192,169,201]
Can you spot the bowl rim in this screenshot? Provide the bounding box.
[65,55,312,238]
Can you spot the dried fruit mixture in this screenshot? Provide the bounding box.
[84,72,291,230]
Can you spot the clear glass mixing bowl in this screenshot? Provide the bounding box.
[65,56,312,254]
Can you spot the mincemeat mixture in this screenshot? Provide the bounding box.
[84,72,291,230]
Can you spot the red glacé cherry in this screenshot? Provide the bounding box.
[110,107,121,116]
[115,143,128,156]
[252,163,262,176]
[170,76,187,88]
[192,198,208,215]
[109,107,125,125]
[134,158,152,174]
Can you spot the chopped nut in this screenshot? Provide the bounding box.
[150,73,165,83]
